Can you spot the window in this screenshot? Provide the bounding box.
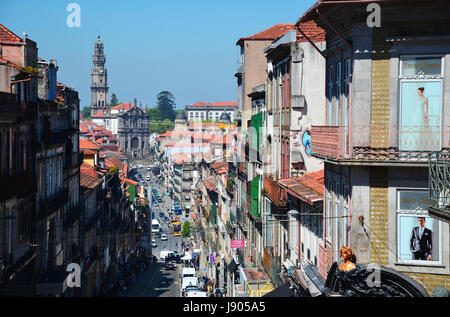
[335,62,342,126]
[327,65,334,125]
[343,185,349,247]
[399,55,443,151]
[397,190,442,265]
[326,195,332,242]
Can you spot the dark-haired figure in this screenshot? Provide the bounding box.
[410,217,432,261]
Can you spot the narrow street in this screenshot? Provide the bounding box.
[126,166,184,297]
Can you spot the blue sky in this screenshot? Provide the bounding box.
[1,0,315,109]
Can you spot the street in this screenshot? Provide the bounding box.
[127,166,184,297]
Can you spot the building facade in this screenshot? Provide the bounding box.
[185,102,238,122]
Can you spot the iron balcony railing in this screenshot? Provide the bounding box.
[429,153,450,209]
[311,125,450,163]
[38,188,69,221]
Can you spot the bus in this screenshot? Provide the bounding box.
[171,221,182,236]
[151,219,161,237]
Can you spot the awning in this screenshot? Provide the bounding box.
[262,283,295,297]
[227,259,239,274]
[181,252,192,261]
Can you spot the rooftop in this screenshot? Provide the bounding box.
[278,169,325,205]
[0,24,22,43]
[111,102,135,111]
[237,23,295,45]
[80,138,102,150]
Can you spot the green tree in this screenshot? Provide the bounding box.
[110,93,119,107]
[182,221,190,238]
[81,106,91,120]
[148,107,161,121]
[156,91,176,121]
[159,118,174,134]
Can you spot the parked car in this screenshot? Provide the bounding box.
[159,212,164,217]
[152,239,157,247]
[162,262,176,271]
[184,286,207,297]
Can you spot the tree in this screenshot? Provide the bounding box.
[110,93,119,107]
[81,106,91,120]
[156,91,176,121]
[182,221,190,238]
[148,107,161,121]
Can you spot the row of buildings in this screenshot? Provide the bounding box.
[157,0,449,297]
[0,24,140,296]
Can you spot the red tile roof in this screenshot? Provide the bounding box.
[278,169,324,205]
[105,156,125,171]
[111,102,135,111]
[0,24,22,43]
[203,176,217,192]
[211,102,238,107]
[191,102,212,106]
[159,130,191,138]
[92,110,107,118]
[80,138,102,150]
[296,20,326,42]
[79,125,89,133]
[237,24,295,45]
[211,161,228,175]
[80,172,102,189]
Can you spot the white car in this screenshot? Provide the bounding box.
[151,239,157,247]
[181,277,199,292]
[161,234,168,241]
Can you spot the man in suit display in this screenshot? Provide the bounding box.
[410,217,432,260]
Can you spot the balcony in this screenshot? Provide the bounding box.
[38,188,69,221]
[0,171,37,202]
[64,204,79,229]
[311,125,450,164]
[0,91,20,113]
[264,176,287,208]
[429,153,450,222]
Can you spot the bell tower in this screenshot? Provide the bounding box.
[91,36,109,115]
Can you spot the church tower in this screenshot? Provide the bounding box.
[91,36,109,116]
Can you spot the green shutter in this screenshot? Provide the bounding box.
[211,204,217,225]
[250,175,260,220]
[250,112,263,153]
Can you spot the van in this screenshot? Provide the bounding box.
[159,250,175,261]
[181,277,198,291]
[181,267,196,279]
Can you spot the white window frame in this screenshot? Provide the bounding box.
[396,189,443,266]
